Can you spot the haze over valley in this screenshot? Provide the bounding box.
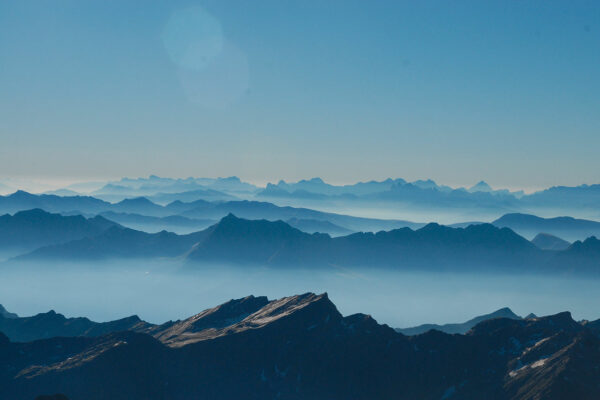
[1,175,599,331]
[2,1,599,398]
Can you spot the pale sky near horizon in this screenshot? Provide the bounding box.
[1,0,599,190]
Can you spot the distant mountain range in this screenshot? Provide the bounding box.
[1,293,599,399]
[91,176,257,202]
[0,192,424,234]
[10,213,600,274]
[185,215,542,270]
[3,183,600,241]
[0,209,116,251]
[285,217,353,236]
[175,200,423,232]
[9,176,600,221]
[397,307,522,335]
[257,179,600,215]
[97,211,215,234]
[20,225,208,260]
[491,213,600,241]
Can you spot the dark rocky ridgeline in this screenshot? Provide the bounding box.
[1,293,600,399]
[0,309,151,342]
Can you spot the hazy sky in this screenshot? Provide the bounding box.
[1,0,598,190]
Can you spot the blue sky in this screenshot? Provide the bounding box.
[0,0,598,190]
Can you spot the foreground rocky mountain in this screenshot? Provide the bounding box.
[1,293,599,399]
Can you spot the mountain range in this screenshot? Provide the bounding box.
[0,209,117,251]
[3,188,600,241]
[396,307,523,335]
[491,213,600,241]
[1,293,599,399]
[0,192,423,234]
[9,213,600,274]
[7,176,600,223]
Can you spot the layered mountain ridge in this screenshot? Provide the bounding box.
[8,212,600,273]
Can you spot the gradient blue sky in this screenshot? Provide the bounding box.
[1,0,598,190]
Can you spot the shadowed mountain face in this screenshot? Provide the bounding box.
[397,307,522,335]
[0,293,599,400]
[532,233,571,251]
[0,209,117,251]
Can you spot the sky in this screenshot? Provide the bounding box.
[1,0,599,190]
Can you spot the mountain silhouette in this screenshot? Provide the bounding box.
[0,209,117,251]
[531,233,571,251]
[493,212,600,241]
[285,217,353,236]
[186,215,548,270]
[0,191,110,215]
[187,214,327,265]
[521,184,600,210]
[148,188,236,204]
[0,309,150,342]
[468,180,494,193]
[11,214,600,273]
[19,225,208,260]
[178,200,422,232]
[98,211,215,234]
[397,307,522,335]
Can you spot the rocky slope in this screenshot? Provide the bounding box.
[1,293,599,399]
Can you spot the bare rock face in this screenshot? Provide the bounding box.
[0,293,599,400]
